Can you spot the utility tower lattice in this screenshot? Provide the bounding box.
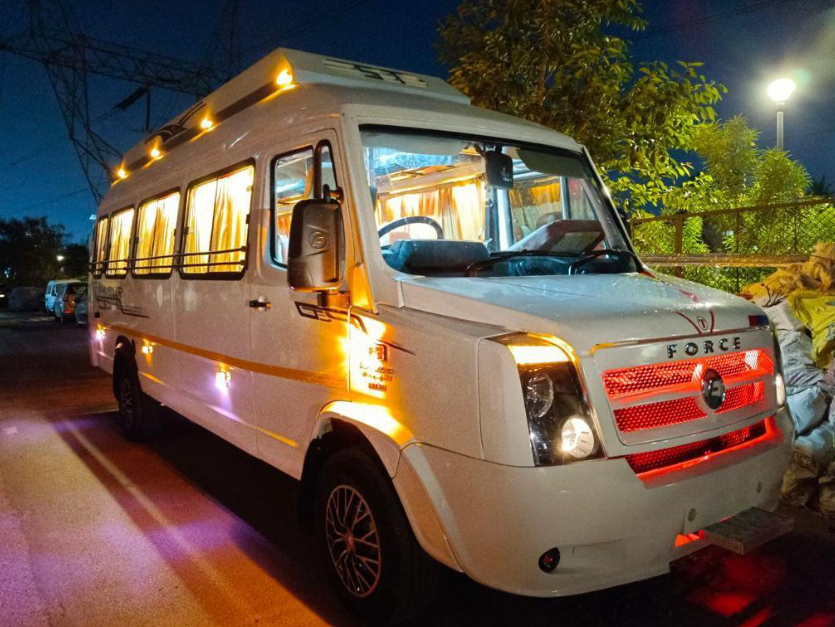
[0,0,228,204]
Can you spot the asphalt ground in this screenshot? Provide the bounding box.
[1,310,835,627]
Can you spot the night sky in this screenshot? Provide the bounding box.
[1,0,833,242]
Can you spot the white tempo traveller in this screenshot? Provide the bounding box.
[89,48,793,623]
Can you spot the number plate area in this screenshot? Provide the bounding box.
[701,507,794,555]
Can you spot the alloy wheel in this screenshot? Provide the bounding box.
[325,484,382,598]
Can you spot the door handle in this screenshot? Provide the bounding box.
[249,299,271,309]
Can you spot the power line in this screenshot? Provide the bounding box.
[1,187,88,218]
[634,0,811,40]
[0,106,127,176]
[242,0,375,59]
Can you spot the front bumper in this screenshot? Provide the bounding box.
[398,407,791,597]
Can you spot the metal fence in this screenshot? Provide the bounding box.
[631,198,835,292]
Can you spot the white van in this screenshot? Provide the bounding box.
[45,278,83,316]
[89,48,792,623]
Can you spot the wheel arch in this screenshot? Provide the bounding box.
[297,404,406,530]
[297,403,461,572]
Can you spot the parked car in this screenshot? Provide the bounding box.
[45,279,84,314]
[74,290,88,327]
[53,282,85,324]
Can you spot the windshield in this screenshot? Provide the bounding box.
[361,128,635,278]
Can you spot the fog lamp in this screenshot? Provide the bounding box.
[538,548,561,573]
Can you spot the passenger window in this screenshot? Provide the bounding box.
[271,143,338,265]
[183,164,254,275]
[106,208,134,277]
[273,148,314,265]
[135,191,180,276]
[93,216,109,277]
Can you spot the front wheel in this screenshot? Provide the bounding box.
[116,371,161,441]
[314,448,439,625]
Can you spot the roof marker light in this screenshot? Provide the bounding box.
[117,168,127,179]
[150,147,161,159]
[200,118,213,130]
[275,69,293,87]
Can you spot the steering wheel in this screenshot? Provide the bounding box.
[378,216,444,240]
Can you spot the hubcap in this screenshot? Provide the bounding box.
[325,485,382,598]
[120,379,136,430]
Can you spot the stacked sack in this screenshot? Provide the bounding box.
[743,242,835,515]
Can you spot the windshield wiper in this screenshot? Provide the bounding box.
[464,250,575,276]
[568,248,642,275]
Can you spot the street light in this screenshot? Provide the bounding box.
[767,78,796,150]
[56,255,65,262]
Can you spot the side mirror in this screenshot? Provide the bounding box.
[287,199,344,292]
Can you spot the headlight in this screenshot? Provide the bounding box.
[524,371,554,418]
[495,333,603,466]
[560,417,596,458]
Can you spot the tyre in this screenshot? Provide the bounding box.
[314,448,439,625]
[115,370,162,441]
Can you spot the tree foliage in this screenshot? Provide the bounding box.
[0,217,68,286]
[437,0,724,209]
[808,175,835,200]
[61,243,90,278]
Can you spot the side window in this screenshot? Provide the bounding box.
[106,208,134,278]
[273,148,314,264]
[93,216,109,277]
[271,142,338,266]
[183,164,254,275]
[134,190,180,276]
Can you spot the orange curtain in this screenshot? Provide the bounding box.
[107,209,134,275]
[508,180,562,240]
[135,192,180,274]
[378,178,485,242]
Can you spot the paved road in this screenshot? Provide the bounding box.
[1,311,835,627]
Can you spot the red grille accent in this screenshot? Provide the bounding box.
[603,361,694,397]
[615,397,706,432]
[625,420,771,476]
[603,349,773,400]
[717,382,765,415]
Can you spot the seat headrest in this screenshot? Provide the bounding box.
[389,240,490,274]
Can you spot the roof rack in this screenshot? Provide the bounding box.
[116,48,469,179]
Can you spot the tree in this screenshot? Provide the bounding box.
[61,243,90,278]
[808,175,834,200]
[437,0,724,210]
[0,217,67,286]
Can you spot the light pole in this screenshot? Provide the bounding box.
[767,78,796,150]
